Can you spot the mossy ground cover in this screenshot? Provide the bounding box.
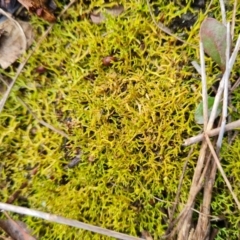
[0,0,240,239]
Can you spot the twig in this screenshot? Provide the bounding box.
[205,134,240,209]
[177,141,208,239]
[228,130,239,145]
[219,0,226,25]
[0,75,9,87]
[2,211,36,240]
[191,60,201,75]
[204,0,214,16]
[231,77,240,92]
[231,0,237,37]
[0,203,142,240]
[17,97,69,139]
[153,196,219,220]
[217,22,231,149]
[166,147,193,234]
[183,119,240,146]
[193,135,218,239]
[166,145,211,239]
[145,0,193,46]
[200,41,208,130]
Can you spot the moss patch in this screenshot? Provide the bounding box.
[0,0,240,239]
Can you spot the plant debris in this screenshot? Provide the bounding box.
[0,219,36,240]
[200,18,229,71]
[0,18,33,69]
[17,0,56,22]
[90,5,124,24]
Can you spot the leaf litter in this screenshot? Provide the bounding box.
[90,5,124,24]
[0,17,33,69]
[0,0,57,69]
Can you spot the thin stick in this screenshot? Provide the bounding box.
[166,147,193,234]
[183,119,240,146]
[204,0,214,15]
[0,0,77,114]
[231,0,237,37]
[219,0,226,25]
[0,75,9,87]
[177,141,208,239]
[153,196,219,220]
[200,41,208,130]
[231,77,240,92]
[217,22,231,149]
[193,134,218,239]
[167,163,208,239]
[0,203,142,240]
[17,97,69,139]
[191,60,201,75]
[205,134,240,210]
[145,0,193,46]
[2,211,36,240]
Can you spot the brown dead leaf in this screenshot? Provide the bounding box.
[90,5,124,24]
[0,19,33,69]
[17,0,56,22]
[0,219,37,240]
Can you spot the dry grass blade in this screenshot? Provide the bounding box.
[191,60,201,74]
[154,196,220,220]
[17,97,69,138]
[145,0,194,46]
[0,203,142,240]
[231,0,237,37]
[183,119,240,146]
[176,142,208,239]
[200,41,208,130]
[216,22,231,149]
[219,0,226,25]
[205,134,240,209]
[231,77,240,92]
[204,0,214,15]
[166,147,193,234]
[193,137,218,239]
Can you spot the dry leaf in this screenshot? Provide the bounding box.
[0,19,33,69]
[17,0,56,22]
[90,5,124,24]
[0,219,37,240]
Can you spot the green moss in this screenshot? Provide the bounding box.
[0,0,240,239]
